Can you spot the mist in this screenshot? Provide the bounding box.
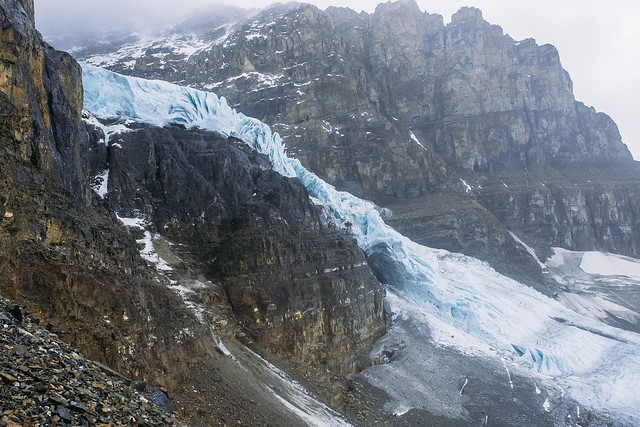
[35,0,231,36]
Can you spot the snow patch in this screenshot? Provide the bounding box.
[580,251,640,279]
[502,359,514,390]
[460,179,472,193]
[409,131,427,150]
[83,111,134,145]
[116,215,172,272]
[91,170,109,198]
[557,292,640,324]
[459,377,468,395]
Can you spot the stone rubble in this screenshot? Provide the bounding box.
[0,296,183,426]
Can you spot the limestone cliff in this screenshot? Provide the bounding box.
[76,0,639,282]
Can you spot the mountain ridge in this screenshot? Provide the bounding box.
[69,0,638,285]
[80,50,640,427]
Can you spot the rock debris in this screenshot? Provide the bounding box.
[0,296,183,426]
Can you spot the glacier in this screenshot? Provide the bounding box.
[82,64,640,423]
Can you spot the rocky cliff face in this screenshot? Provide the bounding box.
[86,122,385,373]
[75,0,639,282]
[1,0,218,403]
[1,0,385,424]
[0,0,86,201]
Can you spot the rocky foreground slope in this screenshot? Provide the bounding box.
[76,0,640,285]
[0,297,182,425]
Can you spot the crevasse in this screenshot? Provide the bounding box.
[82,64,640,421]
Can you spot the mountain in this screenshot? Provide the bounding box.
[0,1,383,425]
[79,59,640,427]
[75,0,640,288]
[3,0,640,425]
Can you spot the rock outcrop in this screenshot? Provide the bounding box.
[0,0,86,202]
[75,0,639,282]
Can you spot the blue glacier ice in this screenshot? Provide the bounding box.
[82,64,640,422]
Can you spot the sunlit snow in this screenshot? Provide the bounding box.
[83,64,640,423]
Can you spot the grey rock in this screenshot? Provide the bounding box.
[148,389,172,414]
[68,402,89,413]
[88,122,386,373]
[6,304,22,322]
[56,405,73,423]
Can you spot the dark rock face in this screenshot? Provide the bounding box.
[76,0,640,281]
[90,123,385,373]
[1,1,215,390]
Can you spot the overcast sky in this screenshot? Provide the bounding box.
[34,0,640,159]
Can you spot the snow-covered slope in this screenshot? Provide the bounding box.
[83,64,640,424]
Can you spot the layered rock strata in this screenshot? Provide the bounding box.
[86,122,385,373]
